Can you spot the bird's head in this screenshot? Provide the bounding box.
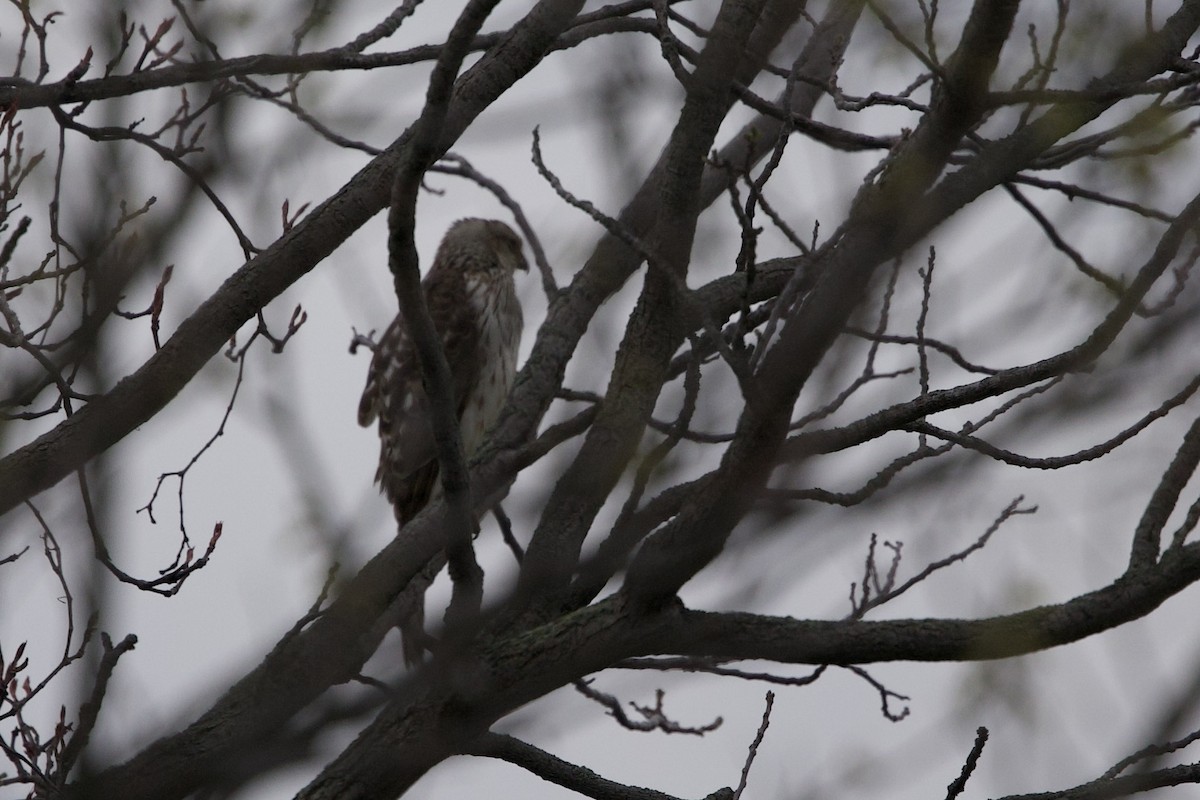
[443,218,529,277]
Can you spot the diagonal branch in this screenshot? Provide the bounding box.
[466,733,707,800]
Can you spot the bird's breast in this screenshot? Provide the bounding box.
[460,279,522,454]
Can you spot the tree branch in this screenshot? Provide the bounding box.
[466,733,709,800]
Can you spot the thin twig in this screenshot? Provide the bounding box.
[945,727,989,800]
[732,692,773,800]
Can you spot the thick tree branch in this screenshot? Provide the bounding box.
[294,593,679,799]
[659,545,1200,665]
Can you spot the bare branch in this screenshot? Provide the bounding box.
[732,692,772,800]
[467,732,708,800]
[574,681,722,736]
[945,727,989,800]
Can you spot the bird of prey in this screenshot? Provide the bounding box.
[359,217,527,663]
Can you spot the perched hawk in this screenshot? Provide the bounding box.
[359,218,527,663]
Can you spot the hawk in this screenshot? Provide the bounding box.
[359,217,527,663]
